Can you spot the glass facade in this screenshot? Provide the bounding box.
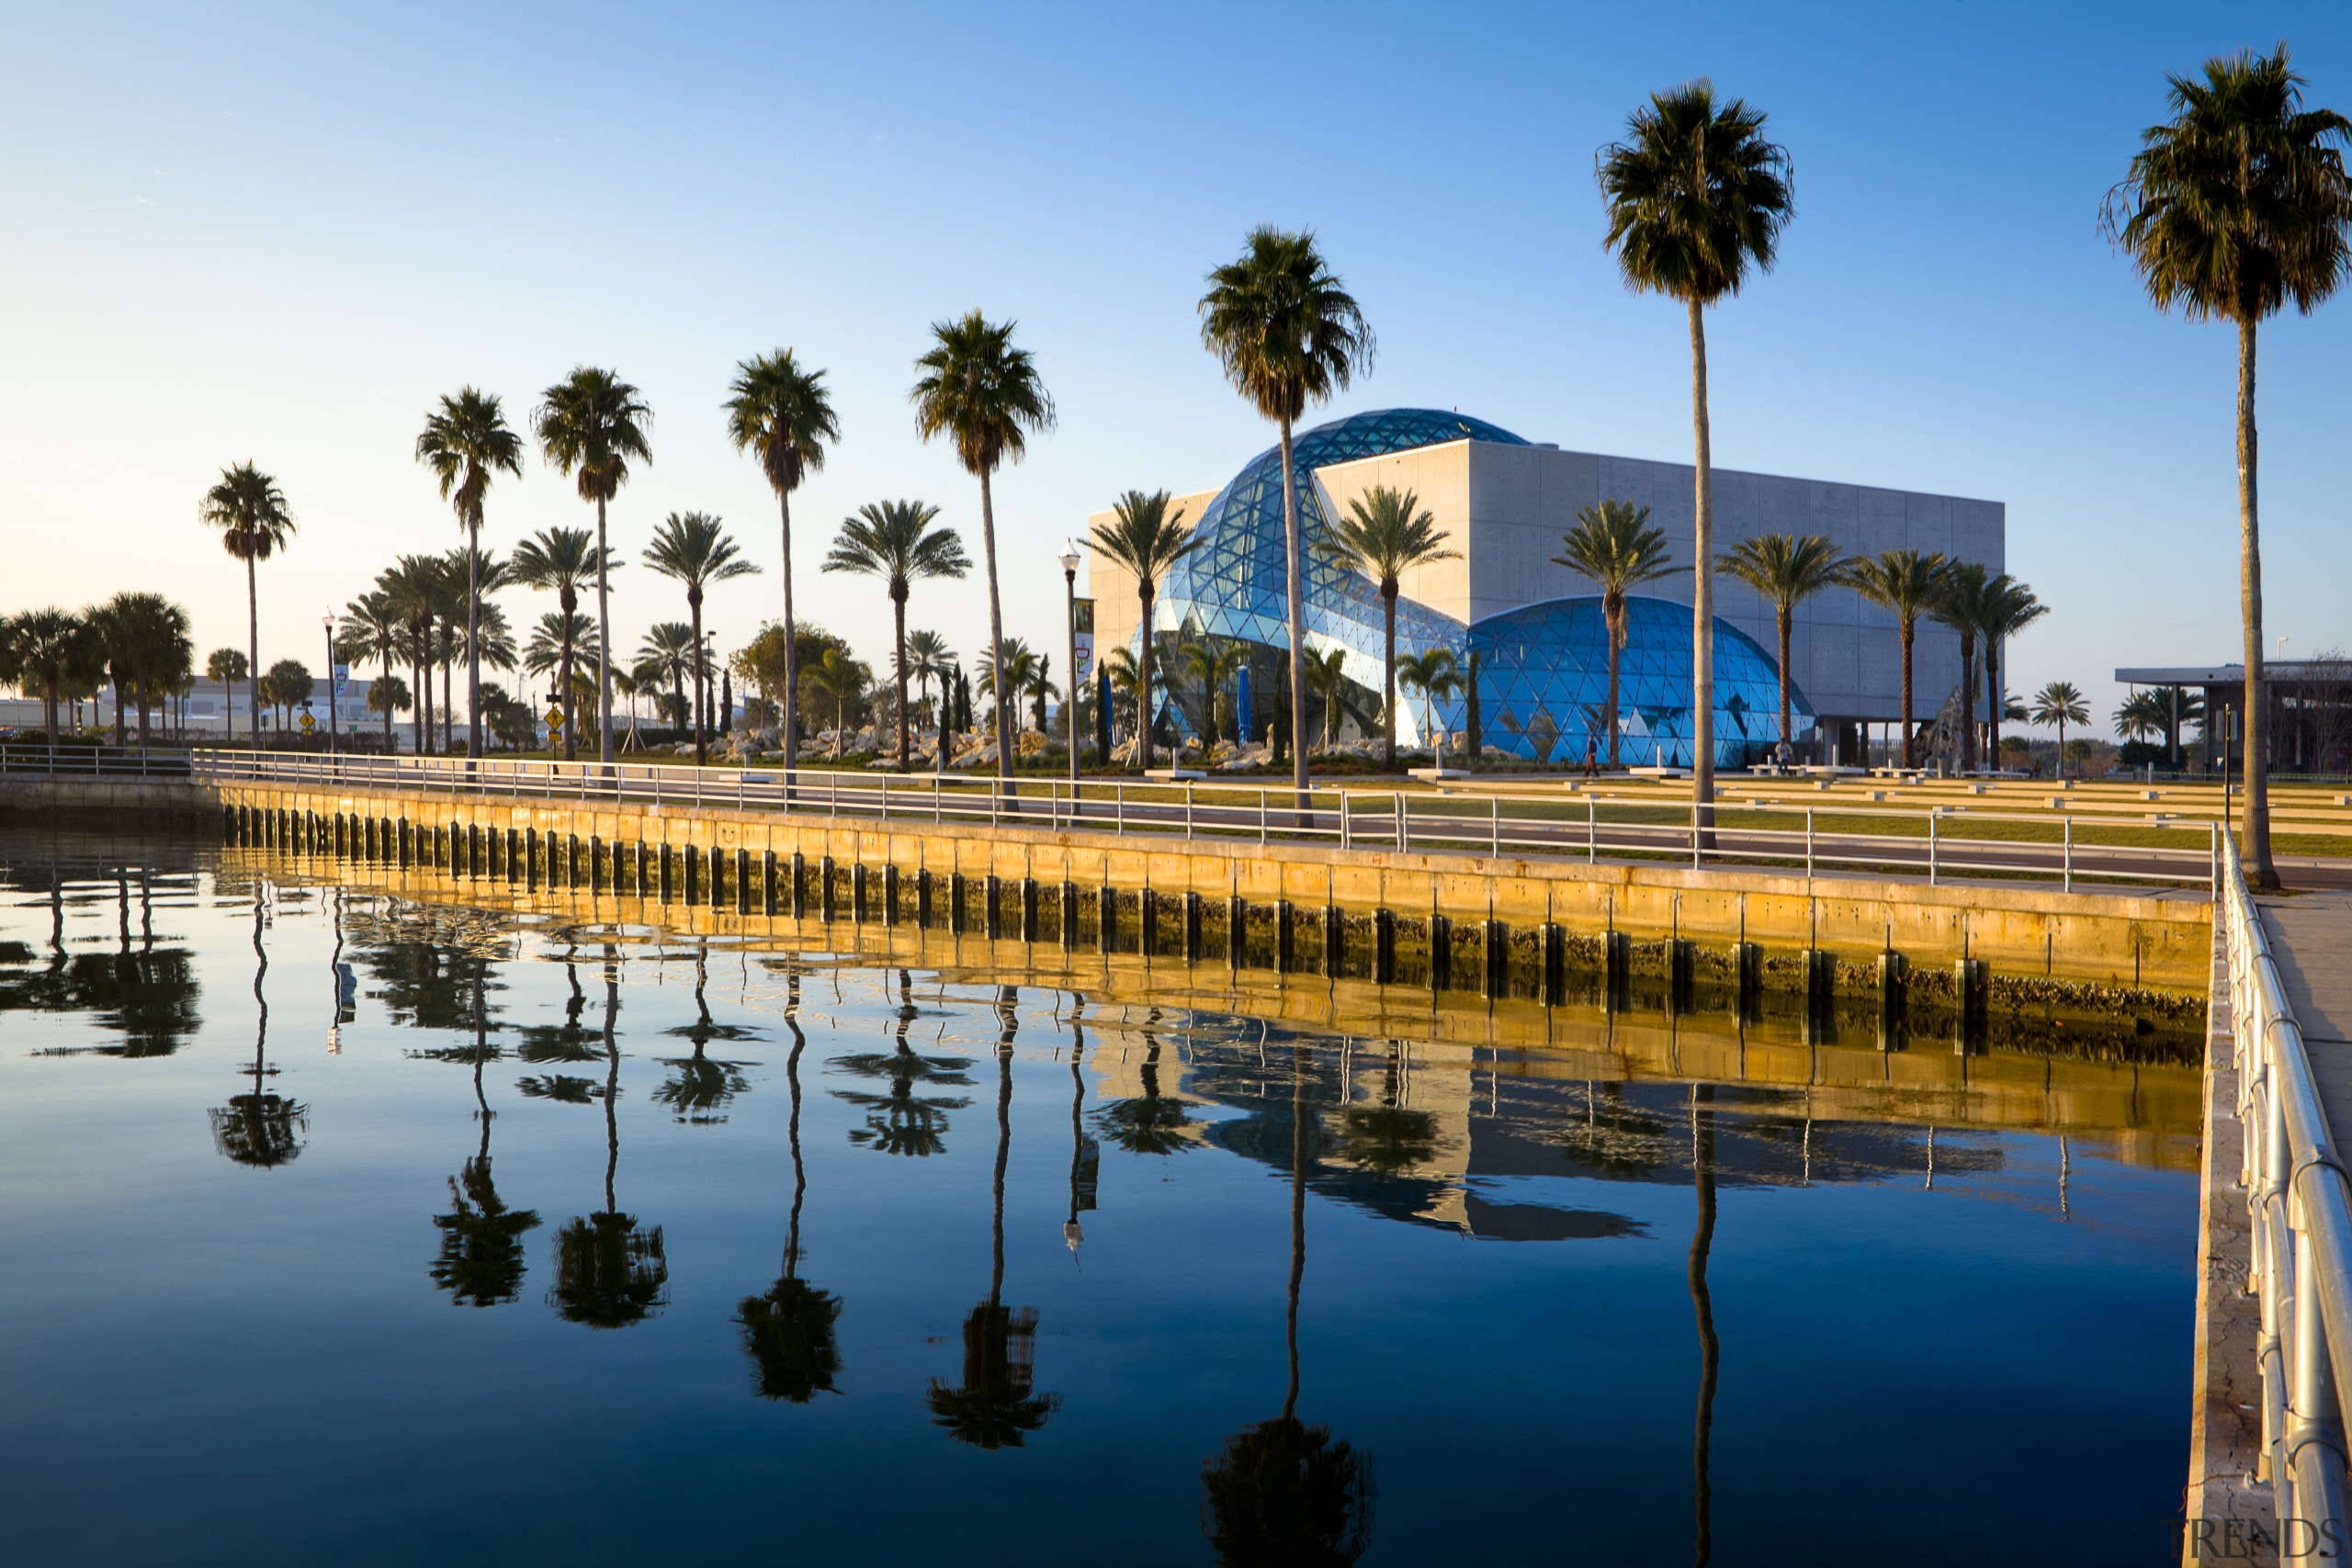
[1141,406,1814,767]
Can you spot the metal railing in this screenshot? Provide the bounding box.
[175,747,2222,894]
[0,744,194,779]
[2222,839,2352,1552]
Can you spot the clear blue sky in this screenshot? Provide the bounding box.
[5,0,2346,737]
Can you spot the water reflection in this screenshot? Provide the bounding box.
[1091,1015,1196,1157]
[1690,1086,1719,1568]
[831,970,973,1157]
[547,951,669,1330]
[926,988,1061,1450]
[208,891,305,1167]
[653,942,760,1124]
[735,973,845,1403]
[430,961,541,1307]
[0,858,201,1056]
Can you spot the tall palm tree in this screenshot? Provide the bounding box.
[822,501,969,771]
[536,367,652,764]
[1973,575,2047,772]
[901,629,953,733]
[7,608,104,741]
[509,526,615,762]
[726,351,839,773]
[1931,563,1996,774]
[642,512,759,766]
[336,592,406,751]
[912,313,1055,784]
[2033,682,2092,778]
[198,462,296,743]
[1315,486,1460,771]
[1087,489,1201,772]
[799,648,865,759]
[1201,228,1374,802]
[416,388,524,758]
[1600,83,1795,824]
[378,557,441,753]
[1716,533,1845,752]
[1842,548,1951,769]
[1396,648,1464,771]
[2104,48,2351,887]
[1551,498,1684,766]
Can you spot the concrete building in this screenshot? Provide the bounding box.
[1090,407,2001,763]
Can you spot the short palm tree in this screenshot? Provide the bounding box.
[1931,564,1996,773]
[1087,490,1201,771]
[206,647,247,690]
[643,513,758,765]
[1716,533,1845,750]
[1600,82,1794,817]
[1316,485,1460,770]
[367,672,412,739]
[912,313,1055,783]
[536,367,651,763]
[1842,548,1951,768]
[1396,647,1464,770]
[800,648,865,757]
[92,592,192,746]
[8,608,104,740]
[976,637,1041,746]
[336,592,406,750]
[1102,646,1152,750]
[198,462,296,743]
[2103,47,2351,888]
[822,500,969,771]
[2033,682,2092,777]
[1200,228,1374,800]
[524,611,598,743]
[508,526,614,762]
[727,350,839,772]
[901,630,953,733]
[1179,640,1249,746]
[1553,498,1684,765]
[1303,647,1356,752]
[636,623,698,734]
[1973,574,2047,770]
[2116,690,2166,746]
[416,387,524,758]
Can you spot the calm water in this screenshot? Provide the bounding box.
[0,831,2198,1566]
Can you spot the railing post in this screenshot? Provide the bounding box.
[1589,798,1597,863]
[1396,792,1408,852]
[1929,810,1939,886]
[1491,796,1499,856]
[1262,788,1270,845]
[1185,786,1194,840]
[1691,800,1701,868]
[1115,782,1124,832]
[1338,791,1348,851]
[2063,814,2073,894]
[1806,807,1815,879]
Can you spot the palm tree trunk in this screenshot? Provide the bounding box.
[112,668,127,747]
[1280,417,1308,807]
[1689,297,1716,838]
[1985,639,2002,773]
[1283,1040,1306,1424]
[1959,631,1977,774]
[441,641,452,756]
[2237,316,2275,886]
[1690,1086,1719,1568]
[1136,587,1156,773]
[977,468,1014,782]
[594,494,614,767]
[246,555,261,746]
[1382,586,1397,772]
[1607,604,1624,767]
[779,488,799,773]
[467,513,482,761]
[1776,605,1792,747]
[558,586,578,763]
[893,588,910,773]
[1900,621,1916,769]
[690,592,707,769]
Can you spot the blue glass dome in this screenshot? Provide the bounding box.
[1439,594,1813,768]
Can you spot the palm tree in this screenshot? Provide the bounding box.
[1973,575,2047,773]
[2104,49,2351,887]
[7,609,104,741]
[912,312,1055,784]
[2033,682,2092,777]
[508,526,615,762]
[336,592,405,751]
[91,592,192,748]
[1201,228,1375,802]
[205,647,247,691]
[1931,564,1998,774]
[1552,498,1684,765]
[901,629,953,735]
[800,648,865,758]
[642,513,758,766]
[198,462,296,743]
[1843,548,1951,769]
[536,367,651,764]
[1315,486,1461,771]
[1178,640,1249,749]
[726,351,839,774]
[415,388,524,758]
[549,954,667,1330]
[368,673,412,741]
[1102,646,1153,752]
[736,979,842,1401]
[1715,533,1845,753]
[2116,690,2166,747]
[1396,648,1464,770]
[822,500,969,771]
[975,637,1041,749]
[433,962,542,1307]
[1088,489,1203,772]
[523,611,597,744]
[1600,83,1794,823]
[1303,647,1356,753]
[634,624,698,734]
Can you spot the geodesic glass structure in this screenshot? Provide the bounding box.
[1140,406,1814,767]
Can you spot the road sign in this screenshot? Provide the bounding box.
[545,706,565,729]
[299,712,316,733]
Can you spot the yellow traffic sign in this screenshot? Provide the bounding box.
[545,706,565,729]
[299,713,316,733]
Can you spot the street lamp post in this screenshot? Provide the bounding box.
[322,613,338,761]
[1059,541,1082,786]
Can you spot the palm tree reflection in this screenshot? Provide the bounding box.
[1690,1084,1719,1568]
[209,890,306,1168]
[431,959,540,1306]
[1200,1042,1374,1566]
[548,947,668,1329]
[653,943,759,1124]
[1091,1013,1195,1157]
[736,972,844,1402]
[831,970,972,1157]
[927,987,1060,1449]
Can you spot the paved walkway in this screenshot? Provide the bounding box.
[2258,889,2352,1153]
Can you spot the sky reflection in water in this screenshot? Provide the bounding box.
[0,833,2197,1567]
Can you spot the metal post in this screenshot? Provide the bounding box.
[1928,810,1939,886]
[1589,798,1597,862]
[1806,807,1815,879]
[1063,556,1081,786]
[1491,796,1499,856]
[1396,792,1408,852]
[2063,814,2073,894]
[1691,799,1701,868]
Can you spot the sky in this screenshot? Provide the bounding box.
[3,0,2347,739]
